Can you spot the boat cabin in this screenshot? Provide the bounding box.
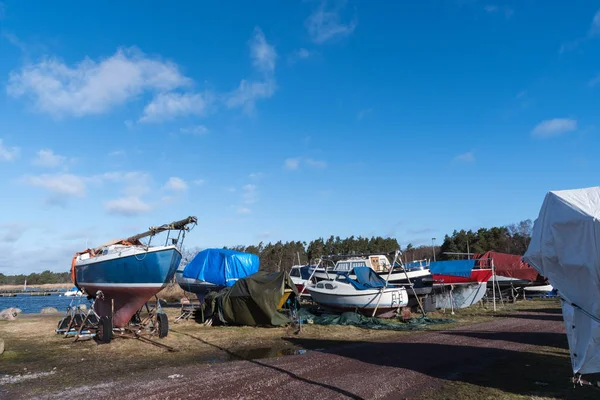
[334,255,392,273]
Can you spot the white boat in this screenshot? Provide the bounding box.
[307,267,408,317]
[312,254,434,296]
[289,265,313,296]
[523,284,554,293]
[63,286,83,297]
[434,282,488,309]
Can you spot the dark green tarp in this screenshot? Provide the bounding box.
[205,271,298,326]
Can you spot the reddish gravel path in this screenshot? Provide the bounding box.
[37,310,566,400]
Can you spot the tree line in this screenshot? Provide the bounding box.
[0,220,533,283]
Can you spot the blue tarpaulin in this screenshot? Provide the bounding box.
[428,260,475,278]
[342,267,388,290]
[182,248,260,287]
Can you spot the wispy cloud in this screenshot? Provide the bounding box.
[139,92,212,123]
[21,173,87,197]
[305,0,357,44]
[163,177,188,192]
[192,179,205,186]
[108,150,126,157]
[249,172,264,180]
[305,158,327,168]
[237,207,252,215]
[284,157,327,170]
[532,118,578,138]
[483,4,514,18]
[288,48,312,64]
[104,196,152,216]
[242,184,258,204]
[454,151,475,163]
[357,107,373,120]
[589,74,600,87]
[180,125,209,135]
[0,139,20,162]
[32,149,66,168]
[226,27,277,114]
[284,157,301,171]
[559,9,600,53]
[250,27,277,74]
[7,47,192,118]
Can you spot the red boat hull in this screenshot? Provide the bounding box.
[433,268,493,285]
[85,285,166,327]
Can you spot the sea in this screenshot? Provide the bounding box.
[0,293,84,314]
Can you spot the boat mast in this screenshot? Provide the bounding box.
[126,216,198,243]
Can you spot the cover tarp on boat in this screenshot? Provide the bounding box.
[474,251,542,282]
[205,271,298,326]
[342,267,388,290]
[524,186,600,375]
[428,260,475,278]
[182,248,259,287]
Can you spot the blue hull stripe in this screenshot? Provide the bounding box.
[77,248,182,285]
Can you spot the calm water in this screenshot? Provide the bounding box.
[0,293,85,314]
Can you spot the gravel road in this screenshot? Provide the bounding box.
[32,309,567,400]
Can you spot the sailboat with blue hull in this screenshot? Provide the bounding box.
[72,216,197,328]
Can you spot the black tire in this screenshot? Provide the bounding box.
[96,316,112,343]
[57,316,71,331]
[157,312,169,338]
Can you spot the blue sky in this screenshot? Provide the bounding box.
[0,1,599,274]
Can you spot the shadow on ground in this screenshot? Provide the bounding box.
[283,337,595,399]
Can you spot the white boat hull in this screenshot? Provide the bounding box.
[434,282,487,309]
[307,281,408,317]
[523,284,554,293]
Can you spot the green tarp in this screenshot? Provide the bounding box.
[205,271,298,326]
[297,308,455,331]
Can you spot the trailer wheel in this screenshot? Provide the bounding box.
[157,312,169,338]
[97,316,112,343]
[57,316,71,331]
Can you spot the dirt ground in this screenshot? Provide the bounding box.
[1,299,598,399]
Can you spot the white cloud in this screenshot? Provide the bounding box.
[305,158,327,168]
[124,120,134,130]
[192,179,205,186]
[180,125,209,135]
[532,118,578,138]
[237,207,252,215]
[454,151,475,163]
[284,157,327,170]
[296,48,311,59]
[139,92,212,123]
[249,172,264,180]
[104,196,152,216]
[93,171,152,197]
[250,27,276,74]
[305,0,357,44]
[226,79,276,114]
[357,107,373,120]
[32,149,66,168]
[284,157,301,170]
[22,173,86,196]
[591,9,600,35]
[164,177,188,192]
[0,139,20,161]
[242,184,258,204]
[7,47,191,118]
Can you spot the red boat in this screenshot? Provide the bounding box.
[432,268,493,285]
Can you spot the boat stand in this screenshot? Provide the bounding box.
[55,292,172,350]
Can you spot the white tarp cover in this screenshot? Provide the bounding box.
[523,186,600,375]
